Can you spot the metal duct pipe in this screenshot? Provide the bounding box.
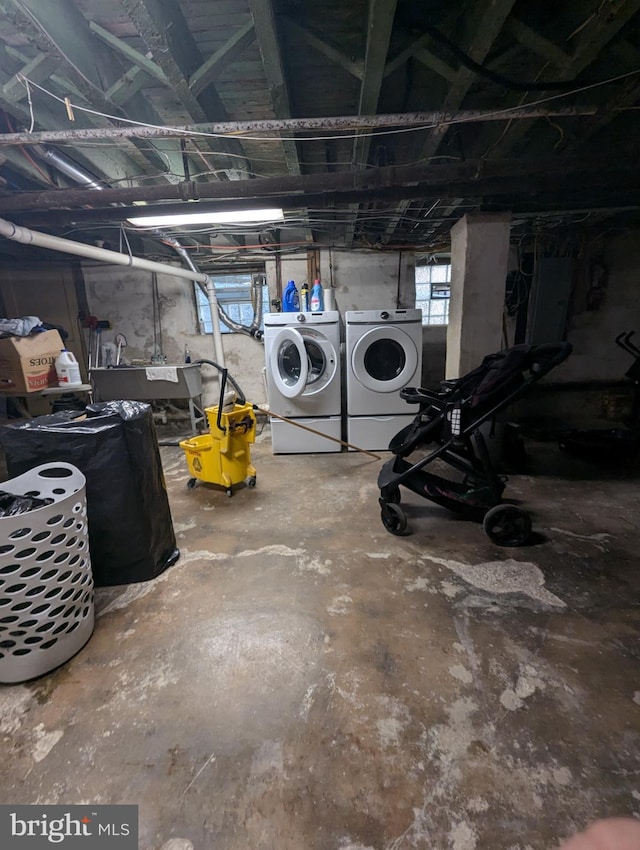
[33,146,105,190]
[160,234,261,342]
[249,275,264,340]
[154,233,224,369]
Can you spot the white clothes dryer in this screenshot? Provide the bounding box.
[345,308,423,450]
[264,311,342,453]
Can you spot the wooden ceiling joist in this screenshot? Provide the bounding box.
[189,20,255,97]
[383,0,517,242]
[248,0,301,177]
[283,19,364,81]
[345,0,397,245]
[2,0,178,179]
[121,0,250,171]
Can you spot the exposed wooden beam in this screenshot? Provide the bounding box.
[84,24,185,177]
[0,59,148,187]
[7,0,108,92]
[104,65,147,106]
[283,19,364,80]
[121,0,249,170]
[2,0,174,177]
[248,0,300,177]
[383,33,456,82]
[570,0,640,74]
[0,105,599,146]
[420,1,640,241]
[4,156,639,217]
[383,0,516,241]
[444,0,517,106]
[414,46,458,83]
[346,0,397,246]
[2,52,59,102]
[3,43,89,105]
[355,0,398,166]
[189,20,255,97]
[570,75,640,150]
[505,18,572,71]
[88,20,167,85]
[482,0,640,160]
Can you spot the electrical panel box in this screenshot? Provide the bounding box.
[526,256,573,345]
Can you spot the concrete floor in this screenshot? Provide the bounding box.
[1,426,639,850]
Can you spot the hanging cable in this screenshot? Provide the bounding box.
[415,23,632,91]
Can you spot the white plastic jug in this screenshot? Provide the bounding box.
[55,349,83,388]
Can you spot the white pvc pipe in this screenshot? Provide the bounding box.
[205,278,226,371]
[0,216,228,405]
[0,217,210,284]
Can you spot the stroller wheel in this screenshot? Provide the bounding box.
[483,504,532,547]
[380,501,409,536]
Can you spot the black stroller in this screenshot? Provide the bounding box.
[377,342,572,546]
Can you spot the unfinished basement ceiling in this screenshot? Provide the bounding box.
[0,0,640,267]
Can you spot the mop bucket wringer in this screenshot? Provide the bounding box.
[179,364,257,496]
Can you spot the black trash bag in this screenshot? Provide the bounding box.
[0,491,53,516]
[0,401,179,586]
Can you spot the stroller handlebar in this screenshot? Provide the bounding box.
[400,386,446,407]
[399,342,572,411]
[527,341,573,377]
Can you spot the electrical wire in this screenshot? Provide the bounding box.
[19,74,35,133]
[17,70,640,145]
[417,22,626,91]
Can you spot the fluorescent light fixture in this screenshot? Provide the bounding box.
[127,207,284,227]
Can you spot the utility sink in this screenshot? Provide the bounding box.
[91,364,202,401]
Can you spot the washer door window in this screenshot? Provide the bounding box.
[303,339,331,396]
[351,326,419,393]
[272,328,309,398]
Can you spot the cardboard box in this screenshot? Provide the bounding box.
[0,330,65,393]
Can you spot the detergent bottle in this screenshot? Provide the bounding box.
[310,279,324,312]
[55,349,83,388]
[283,280,299,312]
[300,281,310,312]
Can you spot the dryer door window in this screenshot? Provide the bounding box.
[364,339,405,381]
[272,328,309,398]
[352,326,419,393]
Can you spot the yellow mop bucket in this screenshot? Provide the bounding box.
[179,368,257,496]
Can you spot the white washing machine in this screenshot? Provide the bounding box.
[345,308,423,450]
[264,311,342,453]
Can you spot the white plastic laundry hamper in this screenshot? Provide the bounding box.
[0,462,94,683]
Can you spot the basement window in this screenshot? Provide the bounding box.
[195,274,269,334]
[415,263,451,326]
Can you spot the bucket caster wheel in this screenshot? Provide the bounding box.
[226,488,233,498]
[380,500,409,536]
[246,476,257,488]
[187,478,198,490]
[483,504,532,547]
